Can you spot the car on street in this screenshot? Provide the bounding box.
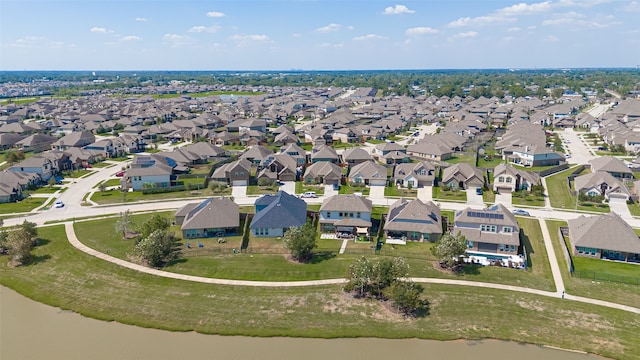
[115,171,125,177]
[54,201,64,208]
[512,209,530,216]
[475,188,483,195]
[300,191,317,198]
[333,183,340,191]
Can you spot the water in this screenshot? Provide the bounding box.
[0,286,604,360]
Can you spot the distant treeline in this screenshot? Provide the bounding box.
[1,68,639,98]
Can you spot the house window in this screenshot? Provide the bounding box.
[240,172,244,176]
[467,241,474,248]
[357,212,361,218]
[235,171,238,176]
[481,224,496,232]
[349,212,354,218]
[498,176,504,182]
[338,212,343,217]
[510,245,515,252]
[503,227,512,233]
[326,212,330,218]
[506,177,512,183]
[499,244,505,251]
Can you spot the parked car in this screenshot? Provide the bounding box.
[54,201,64,208]
[300,191,317,198]
[475,188,483,195]
[333,183,340,191]
[115,171,125,177]
[512,209,530,216]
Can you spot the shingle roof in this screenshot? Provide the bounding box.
[250,191,307,229]
[384,199,442,234]
[568,213,640,253]
[320,194,372,212]
[181,197,240,230]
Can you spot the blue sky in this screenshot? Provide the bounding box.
[1,0,639,70]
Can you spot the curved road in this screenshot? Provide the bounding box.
[63,222,640,314]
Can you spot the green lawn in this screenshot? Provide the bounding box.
[295,182,325,195]
[384,186,417,198]
[365,139,385,145]
[338,184,370,195]
[482,190,496,203]
[545,220,640,308]
[29,186,62,194]
[102,178,122,187]
[90,187,228,205]
[628,202,640,216]
[546,167,579,209]
[432,187,467,202]
[89,162,112,168]
[63,169,94,178]
[511,193,545,207]
[246,185,279,195]
[444,154,476,165]
[0,197,45,214]
[3,226,639,360]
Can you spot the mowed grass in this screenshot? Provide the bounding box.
[546,167,577,209]
[545,220,640,308]
[73,215,554,291]
[90,187,230,204]
[1,225,639,360]
[0,197,45,214]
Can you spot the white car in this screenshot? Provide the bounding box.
[299,191,317,198]
[54,201,64,208]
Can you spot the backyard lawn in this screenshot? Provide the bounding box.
[0,197,45,214]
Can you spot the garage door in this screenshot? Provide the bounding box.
[496,187,512,194]
[370,179,386,186]
[478,243,498,252]
[232,180,247,186]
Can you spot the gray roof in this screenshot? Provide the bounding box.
[181,197,240,230]
[493,163,540,185]
[568,213,640,253]
[320,194,372,212]
[589,156,633,175]
[384,199,442,234]
[250,191,307,229]
[348,160,387,181]
[454,204,518,228]
[574,171,630,197]
[342,147,372,161]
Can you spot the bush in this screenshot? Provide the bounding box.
[258,177,277,187]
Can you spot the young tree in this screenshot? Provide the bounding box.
[383,281,428,315]
[48,177,57,188]
[7,228,34,264]
[115,210,133,239]
[21,220,38,240]
[133,229,180,267]
[0,229,9,254]
[371,257,409,297]
[98,182,107,193]
[282,220,317,262]
[136,214,170,240]
[344,256,373,297]
[432,232,468,269]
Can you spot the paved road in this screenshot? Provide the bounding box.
[559,128,595,165]
[62,222,640,314]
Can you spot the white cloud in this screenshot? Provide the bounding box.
[315,23,342,33]
[163,33,196,48]
[405,27,439,36]
[232,34,270,41]
[448,15,514,27]
[90,27,112,33]
[452,31,478,39]
[508,27,521,32]
[624,1,640,11]
[6,36,45,48]
[206,11,225,18]
[383,4,415,15]
[135,17,148,22]
[189,25,220,33]
[319,42,344,48]
[542,35,559,42]
[556,0,613,8]
[120,35,142,42]
[542,12,619,28]
[496,1,552,16]
[292,33,302,38]
[353,34,387,41]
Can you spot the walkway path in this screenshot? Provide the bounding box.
[63,222,639,314]
[538,218,565,295]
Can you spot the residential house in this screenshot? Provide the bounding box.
[454,204,521,256]
[250,191,307,237]
[508,144,565,167]
[9,156,54,182]
[85,138,124,159]
[319,194,372,238]
[341,147,373,167]
[567,212,640,262]
[280,143,307,165]
[302,161,342,185]
[574,171,631,201]
[384,199,442,244]
[15,133,57,153]
[441,163,484,190]
[589,157,634,179]
[211,158,252,186]
[240,145,273,166]
[393,161,436,188]
[257,153,298,182]
[175,197,240,239]
[406,142,453,161]
[311,145,340,163]
[123,155,174,190]
[51,130,96,151]
[348,160,388,186]
[492,164,540,193]
[374,142,405,158]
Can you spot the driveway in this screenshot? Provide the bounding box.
[560,128,596,165]
[495,192,512,207]
[368,185,386,199]
[466,188,484,205]
[231,185,247,199]
[280,181,296,195]
[609,197,632,220]
[324,184,338,197]
[417,186,432,202]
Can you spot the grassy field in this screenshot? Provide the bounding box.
[384,186,417,198]
[1,225,638,360]
[511,193,545,207]
[444,154,476,165]
[0,197,45,214]
[338,184,370,196]
[546,167,579,209]
[29,186,63,194]
[295,182,325,196]
[432,187,467,202]
[63,169,95,178]
[102,178,122,187]
[545,220,640,308]
[90,187,230,204]
[246,185,279,195]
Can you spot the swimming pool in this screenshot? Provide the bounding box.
[466,251,513,260]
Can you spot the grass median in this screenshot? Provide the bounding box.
[0,225,638,360]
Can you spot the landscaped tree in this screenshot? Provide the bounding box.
[133,229,181,267]
[48,177,57,188]
[7,227,35,264]
[136,214,170,241]
[383,280,428,315]
[371,257,409,297]
[432,232,468,269]
[98,182,107,193]
[283,220,317,262]
[21,220,38,240]
[344,256,373,297]
[115,209,133,239]
[0,229,9,254]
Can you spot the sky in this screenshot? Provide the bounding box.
[1,0,639,71]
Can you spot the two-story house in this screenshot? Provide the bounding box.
[124,155,174,191]
[393,161,436,188]
[211,158,252,186]
[492,163,540,193]
[384,199,442,244]
[319,194,372,239]
[9,156,54,182]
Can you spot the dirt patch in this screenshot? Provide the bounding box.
[515,299,545,312]
[557,310,614,331]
